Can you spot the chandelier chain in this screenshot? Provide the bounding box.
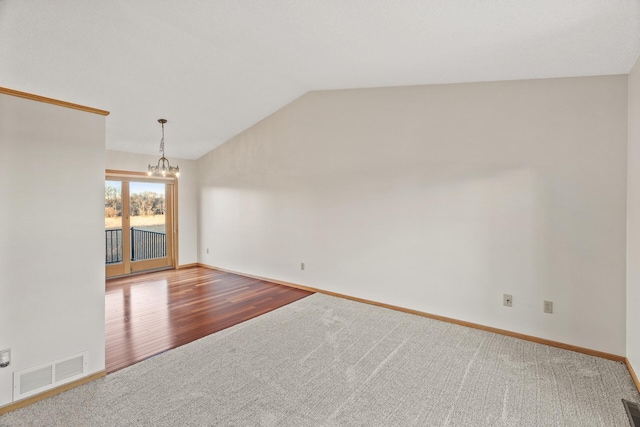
[159,121,165,156]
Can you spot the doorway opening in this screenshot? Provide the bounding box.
[105,171,178,278]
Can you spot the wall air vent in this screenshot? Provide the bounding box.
[19,365,52,395]
[13,351,88,401]
[55,355,84,382]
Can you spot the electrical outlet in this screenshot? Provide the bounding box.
[301,262,305,270]
[206,248,209,254]
[544,300,553,314]
[503,294,512,307]
[0,349,10,368]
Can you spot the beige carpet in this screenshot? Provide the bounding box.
[1,293,639,426]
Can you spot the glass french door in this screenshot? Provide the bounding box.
[105,176,175,278]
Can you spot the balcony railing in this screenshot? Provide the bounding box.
[105,228,166,264]
[105,229,123,264]
[131,228,166,261]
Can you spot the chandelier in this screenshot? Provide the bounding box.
[148,119,179,177]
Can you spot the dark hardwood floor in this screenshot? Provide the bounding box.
[105,266,313,373]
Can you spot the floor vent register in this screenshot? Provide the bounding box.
[623,399,640,427]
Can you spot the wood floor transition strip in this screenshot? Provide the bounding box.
[105,267,313,374]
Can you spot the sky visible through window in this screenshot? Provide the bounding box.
[106,181,164,196]
[130,182,164,196]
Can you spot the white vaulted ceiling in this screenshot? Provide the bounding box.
[1,0,639,159]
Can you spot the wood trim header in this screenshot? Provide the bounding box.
[106,169,152,177]
[0,87,110,116]
[105,169,176,182]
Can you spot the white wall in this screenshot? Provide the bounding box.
[198,76,628,355]
[628,57,640,374]
[106,150,198,266]
[0,94,106,406]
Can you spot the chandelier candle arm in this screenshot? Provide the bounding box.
[148,118,179,177]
